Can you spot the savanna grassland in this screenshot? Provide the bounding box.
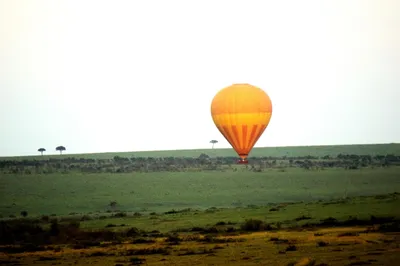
[0,143,399,265]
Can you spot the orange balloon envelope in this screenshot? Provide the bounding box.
[210,83,272,164]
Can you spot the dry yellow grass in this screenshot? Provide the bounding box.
[1,227,399,266]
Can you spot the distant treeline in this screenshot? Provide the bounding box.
[1,153,399,174]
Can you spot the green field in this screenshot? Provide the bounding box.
[2,143,400,160]
[1,167,399,218]
[1,142,400,225]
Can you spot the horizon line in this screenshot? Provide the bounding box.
[1,142,398,159]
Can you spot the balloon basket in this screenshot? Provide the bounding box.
[237,159,249,164]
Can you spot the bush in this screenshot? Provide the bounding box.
[130,256,146,265]
[286,245,297,251]
[378,221,400,232]
[165,233,181,244]
[240,219,272,231]
[113,212,127,218]
[132,238,156,244]
[126,227,141,237]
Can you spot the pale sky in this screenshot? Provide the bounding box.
[0,0,399,157]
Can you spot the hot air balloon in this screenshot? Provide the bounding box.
[210,83,272,164]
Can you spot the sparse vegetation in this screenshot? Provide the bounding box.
[1,143,399,175]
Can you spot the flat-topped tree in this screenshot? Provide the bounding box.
[38,148,46,156]
[210,140,218,149]
[56,146,66,155]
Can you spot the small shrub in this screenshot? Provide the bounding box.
[317,241,328,247]
[378,221,400,232]
[276,222,282,230]
[41,215,50,222]
[191,226,205,232]
[270,237,289,244]
[164,209,178,215]
[87,251,107,257]
[319,217,339,226]
[130,256,145,265]
[240,219,272,231]
[126,227,141,237]
[106,223,117,228]
[202,235,244,243]
[132,238,156,244]
[50,219,60,236]
[80,215,92,221]
[337,232,359,237]
[294,215,312,221]
[286,245,297,251]
[37,256,57,261]
[113,212,127,218]
[126,247,169,256]
[165,233,181,244]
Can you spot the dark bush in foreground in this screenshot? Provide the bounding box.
[113,212,127,218]
[0,220,47,245]
[240,219,272,231]
[378,221,400,232]
[285,245,297,251]
[294,215,312,221]
[300,215,399,229]
[130,256,146,265]
[270,237,289,244]
[126,247,170,255]
[200,235,244,243]
[337,232,359,237]
[132,237,156,244]
[125,227,141,237]
[165,233,181,244]
[317,241,328,247]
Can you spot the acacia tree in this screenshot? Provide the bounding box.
[210,140,218,149]
[38,148,46,156]
[56,146,66,155]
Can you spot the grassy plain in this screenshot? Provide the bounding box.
[1,167,400,217]
[78,192,400,232]
[1,143,400,265]
[0,193,399,265]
